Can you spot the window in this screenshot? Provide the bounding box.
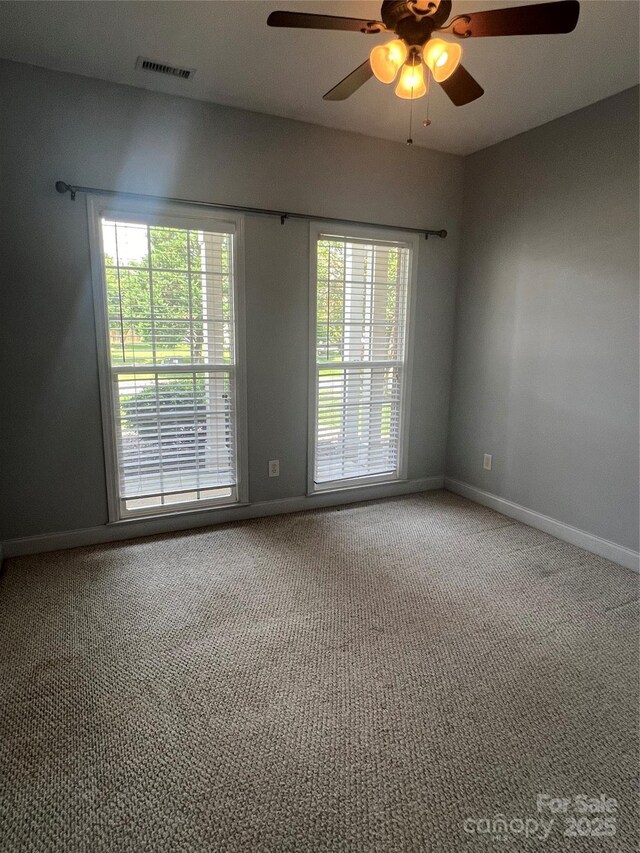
[309,225,417,492]
[89,200,246,519]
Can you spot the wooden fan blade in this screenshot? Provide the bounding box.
[323,60,374,101]
[439,0,579,38]
[438,65,484,106]
[267,11,385,34]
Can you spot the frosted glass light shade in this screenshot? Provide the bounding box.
[395,63,427,99]
[369,39,408,84]
[422,38,462,82]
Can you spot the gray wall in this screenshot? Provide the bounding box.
[0,59,464,540]
[3,60,637,554]
[447,87,639,552]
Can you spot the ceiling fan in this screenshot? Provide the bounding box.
[267,0,580,106]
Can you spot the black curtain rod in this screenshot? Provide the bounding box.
[55,181,447,239]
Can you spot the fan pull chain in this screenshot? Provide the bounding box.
[407,81,414,145]
[423,68,432,128]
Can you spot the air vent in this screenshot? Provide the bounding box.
[135,56,195,80]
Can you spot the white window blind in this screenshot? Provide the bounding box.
[311,229,413,490]
[97,212,243,517]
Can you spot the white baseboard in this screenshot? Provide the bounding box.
[445,477,639,573]
[1,476,444,559]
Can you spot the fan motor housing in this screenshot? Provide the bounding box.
[381,0,452,44]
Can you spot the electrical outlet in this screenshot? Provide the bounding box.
[268,459,280,478]
[483,453,492,471]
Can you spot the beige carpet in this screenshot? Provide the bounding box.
[0,491,638,852]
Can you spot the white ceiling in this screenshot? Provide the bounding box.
[0,0,637,155]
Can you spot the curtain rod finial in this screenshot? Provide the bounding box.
[55,181,76,200]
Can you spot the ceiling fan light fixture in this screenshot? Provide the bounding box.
[369,38,408,84]
[395,61,427,100]
[270,1,582,108]
[422,38,462,82]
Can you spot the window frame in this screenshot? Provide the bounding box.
[87,196,248,522]
[307,222,419,495]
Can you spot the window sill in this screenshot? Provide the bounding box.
[108,500,249,526]
[308,477,408,497]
